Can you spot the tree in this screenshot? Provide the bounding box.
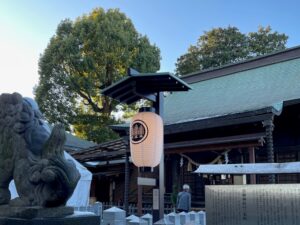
[175,26,288,75]
[248,26,288,56]
[175,46,201,76]
[35,8,161,142]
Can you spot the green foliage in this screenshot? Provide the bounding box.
[175,25,288,75]
[248,25,288,56]
[175,46,201,77]
[72,114,120,143]
[171,184,178,207]
[35,8,160,143]
[121,99,152,120]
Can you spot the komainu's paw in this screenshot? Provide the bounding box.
[9,197,32,207]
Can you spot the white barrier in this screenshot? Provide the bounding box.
[102,206,126,225]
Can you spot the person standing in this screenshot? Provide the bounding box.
[176,184,191,212]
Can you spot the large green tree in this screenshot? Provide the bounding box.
[175,26,288,75]
[35,8,160,142]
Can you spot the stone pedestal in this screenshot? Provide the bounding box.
[0,205,73,219]
[0,213,100,225]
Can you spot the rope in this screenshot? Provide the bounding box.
[179,149,231,167]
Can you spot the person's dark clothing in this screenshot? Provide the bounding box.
[176,191,191,212]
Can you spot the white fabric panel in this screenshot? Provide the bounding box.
[67,180,91,206]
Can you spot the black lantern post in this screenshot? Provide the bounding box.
[102,68,191,220]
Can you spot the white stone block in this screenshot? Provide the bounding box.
[165,212,180,225]
[102,206,126,225]
[141,213,153,225]
[154,218,173,225]
[197,211,206,225]
[126,215,139,225]
[129,217,148,225]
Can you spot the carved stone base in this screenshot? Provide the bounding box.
[0,205,73,219]
[0,213,100,225]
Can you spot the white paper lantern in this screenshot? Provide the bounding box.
[130,110,163,167]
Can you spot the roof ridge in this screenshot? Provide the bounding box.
[181,45,300,84]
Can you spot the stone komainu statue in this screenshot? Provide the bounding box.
[0,93,80,208]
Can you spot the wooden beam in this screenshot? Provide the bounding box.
[274,145,300,152]
[248,147,256,184]
[165,133,265,149]
[195,162,300,174]
[115,89,134,102]
[164,111,273,135]
[166,141,263,154]
[108,82,133,99]
[133,90,156,102]
[120,93,139,104]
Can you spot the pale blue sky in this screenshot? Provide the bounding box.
[0,0,299,97]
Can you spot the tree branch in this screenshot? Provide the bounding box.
[61,62,104,113]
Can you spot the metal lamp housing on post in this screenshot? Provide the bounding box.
[130,107,163,168]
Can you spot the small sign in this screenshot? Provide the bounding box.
[153,189,159,210]
[137,177,156,186]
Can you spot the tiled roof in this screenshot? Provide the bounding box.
[64,132,97,152]
[110,47,300,133]
[164,57,300,125]
[46,124,97,152]
[109,46,300,138]
[69,138,128,162]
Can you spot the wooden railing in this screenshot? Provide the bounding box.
[101,202,174,215]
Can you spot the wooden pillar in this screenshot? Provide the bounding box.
[153,92,164,220]
[263,117,276,184]
[240,150,246,184]
[297,151,300,183]
[90,177,97,203]
[172,157,178,186]
[248,147,256,184]
[122,134,130,215]
[124,150,130,215]
[137,169,143,216]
